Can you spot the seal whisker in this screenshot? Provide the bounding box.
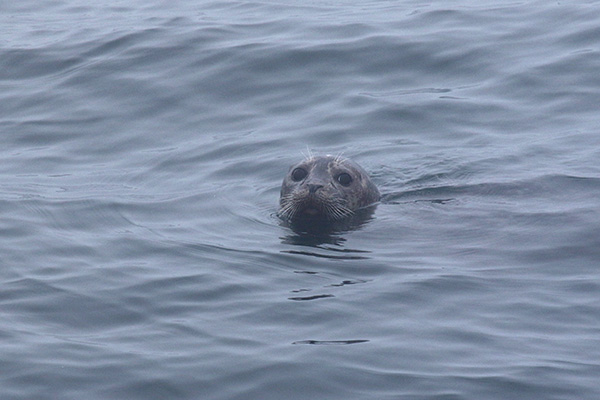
[278,199,299,220]
[301,146,314,161]
[334,152,346,164]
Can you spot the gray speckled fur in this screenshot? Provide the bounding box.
[279,155,380,221]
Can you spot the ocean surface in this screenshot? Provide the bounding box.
[1,1,599,399]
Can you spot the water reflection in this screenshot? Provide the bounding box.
[278,206,376,261]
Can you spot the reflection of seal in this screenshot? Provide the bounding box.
[279,155,380,223]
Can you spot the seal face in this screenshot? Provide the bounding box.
[278,155,380,223]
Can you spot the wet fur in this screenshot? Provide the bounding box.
[279,155,379,222]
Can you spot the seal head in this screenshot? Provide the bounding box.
[278,155,380,223]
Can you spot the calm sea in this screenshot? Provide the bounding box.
[1,1,599,399]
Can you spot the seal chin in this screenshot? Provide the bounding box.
[281,203,376,236]
[301,207,319,216]
[297,196,328,217]
[279,196,332,222]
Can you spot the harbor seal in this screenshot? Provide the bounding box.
[278,155,380,224]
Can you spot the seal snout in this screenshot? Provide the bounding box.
[307,183,323,194]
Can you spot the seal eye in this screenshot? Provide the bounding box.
[336,173,352,186]
[291,168,308,182]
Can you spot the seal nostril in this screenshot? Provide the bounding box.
[308,184,323,194]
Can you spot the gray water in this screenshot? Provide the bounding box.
[1,1,600,399]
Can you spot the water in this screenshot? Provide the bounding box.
[1,1,599,399]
